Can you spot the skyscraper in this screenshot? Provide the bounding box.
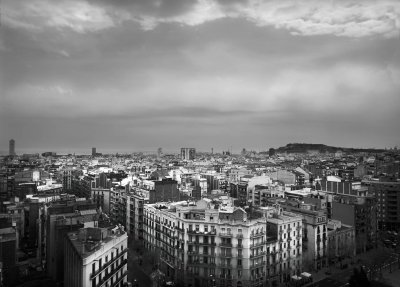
[91,147,96,156]
[157,147,162,158]
[9,139,15,156]
[181,147,196,160]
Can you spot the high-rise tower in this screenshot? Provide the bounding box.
[9,139,15,156]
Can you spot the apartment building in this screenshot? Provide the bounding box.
[332,195,377,253]
[110,187,127,227]
[326,219,356,264]
[64,226,128,287]
[364,178,400,231]
[142,199,303,287]
[279,199,328,271]
[126,191,146,241]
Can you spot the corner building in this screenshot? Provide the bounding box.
[143,200,303,287]
[64,226,128,287]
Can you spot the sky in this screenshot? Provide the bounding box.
[1,0,400,154]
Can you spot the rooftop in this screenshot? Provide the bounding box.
[66,226,126,259]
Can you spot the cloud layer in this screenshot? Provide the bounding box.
[3,0,400,37]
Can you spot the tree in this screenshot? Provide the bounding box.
[348,267,370,287]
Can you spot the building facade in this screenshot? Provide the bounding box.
[64,226,128,287]
[9,139,15,156]
[365,179,400,231]
[181,148,196,161]
[142,200,303,287]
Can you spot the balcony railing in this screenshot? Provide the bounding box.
[95,259,127,287]
[250,251,266,258]
[250,242,265,248]
[219,232,233,237]
[251,232,265,238]
[90,249,128,279]
[109,270,128,287]
[220,242,233,247]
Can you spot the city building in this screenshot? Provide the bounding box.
[143,199,303,287]
[181,148,196,160]
[364,178,400,231]
[332,195,377,253]
[110,186,127,227]
[92,188,112,214]
[126,191,146,241]
[279,199,329,271]
[326,219,356,265]
[9,139,15,156]
[92,147,97,157]
[62,169,73,191]
[64,226,128,287]
[46,200,98,283]
[149,178,180,203]
[0,226,18,286]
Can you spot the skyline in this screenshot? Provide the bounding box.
[0,138,394,156]
[1,0,400,153]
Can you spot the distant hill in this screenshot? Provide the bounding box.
[275,143,385,154]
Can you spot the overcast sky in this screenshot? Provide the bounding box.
[1,0,400,154]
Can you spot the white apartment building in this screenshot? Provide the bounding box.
[64,226,128,287]
[142,199,303,287]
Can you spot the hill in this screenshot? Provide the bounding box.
[275,143,385,154]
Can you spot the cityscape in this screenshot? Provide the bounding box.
[0,141,399,287]
[1,0,400,287]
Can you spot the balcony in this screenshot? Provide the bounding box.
[250,251,266,258]
[219,232,233,237]
[251,261,266,268]
[220,242,233,247]
[94,259,127,286]
[90,249,128,279]
[252,273,265,280]
[237,234,244,239]
[202,252,216,257]
[175,226,184,232]
[109,270,128,287]
[187,229,204,235]
[251,232,265,238]
[250,242,265,248]
[220,253,233,258]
